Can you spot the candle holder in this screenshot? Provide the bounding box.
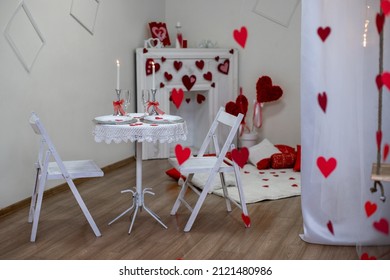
[149,89,159,115]
[113,89,125,116]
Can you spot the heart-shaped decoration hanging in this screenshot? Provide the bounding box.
[233,26,248,48]
[203,71,212,81]
[317,26,331,42]
[327,220,334,235]
[171,88,184,109]
[145,59,160,76]
[241,213,251,227]
[381,0,390,16]
[382,72,390,90]
[225,101,239,116]
[196,94,206,104]
[317,156,337,178]
[384,144,389,161]
[377,130,383,150]
[217,59,230,75]
[376,13,385,34]
[373,218,389,235]
[231,147,249,168]
[174,61,183,71]
[195,60,204,70]
[364,201,377,217]
[164,72,173,81]
[376,74,383,90]
[256,76,283,103]
[182,75,197,91]
[175,144,191,165]
[318,92,327,113]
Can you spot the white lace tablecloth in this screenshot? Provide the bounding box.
[93,114,187,144]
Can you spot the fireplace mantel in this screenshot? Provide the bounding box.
[135,48,239,159]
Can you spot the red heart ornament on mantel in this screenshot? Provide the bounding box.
[317,156,337,178]
[231,147,249,168]
[373,218,389,235]
[175,144,191,165]
[195,60,204,70]
[241,213,251,227]
[256,76,283,103]
[173,61,183,71]
[145,59,160,76]
[233,26,248,48]
[182,75,197,91]
[364,201,377,218]
[381,0,390,16]
[217,59,230,75]
[318,92,327,113]
[171,88,184,109]
[317,26,331,42]
[196,94,206,104]
[382,72,390,90]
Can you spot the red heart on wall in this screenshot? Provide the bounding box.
[327,220,334,235]
[256,76,283,103]
[231,147,249,168]
[175,144,191,165]
[317,156,337,178]
[241,213,251,227]
[174,61,183,71]
[317,26,331,42]
[377,130,382,150]
[164,72,173,81]
[381,0,390,15]
[376,13,385,34]
[376,74,383,90]
[218,59,230,75]
[161,56,166,62]
[233,26,248,48]
[195,60,204,70]
[196,94,206,104]
[382,72,390,90]
[318,92,327,113]
[160,82,165,88]
[365,201,377,217]
[203,71,212,81]
[145,59,160,75]
[384,144,389,161]
[373,218,389,235]
[182,75,197,91]
[171,88,184,109]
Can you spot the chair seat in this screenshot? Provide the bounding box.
[47,160,104,180]
[169,156,232,174]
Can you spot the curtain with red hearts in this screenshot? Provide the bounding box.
[301,0,390,256]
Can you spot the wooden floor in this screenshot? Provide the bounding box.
[0,159,359,260]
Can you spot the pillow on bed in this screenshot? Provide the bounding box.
[248,138,280,166]
[270,152,296,169]
[256,158,271,169]
[293,145,301,172]
[165,168,182,180]
[275,144,295,154]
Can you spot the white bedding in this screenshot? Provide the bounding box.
[190,163,301,204]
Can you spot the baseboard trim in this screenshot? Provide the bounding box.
[0,157,135,219]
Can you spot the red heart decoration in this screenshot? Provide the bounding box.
[365,201,377,217]
[377,130,383,150]
[373,218,389,235]
[381,0,390,15]
[229,49,234,54]
[161,56,166,62]
[231,147,249,168]
[155,116,163,120]
[327,220,334,235]
[218,59,230,75]
[174,61,183,71]
[256,76,283,103]
[376,13,385,34]
[145,59,160,76]
[360,253,377,260]
[203,71,212,81]
[175,144,191,165]
[214,56,220,62]
[211,82,215,88]
[317,26,331,42]
[195,60,204,70]
[164,72,173,81]
[185,98,190,104]
[241,213,251,227]
[196,94,206,104]
[143,48,148,53]
[376,74,383,90]
[384,144,389,161]
[160,82,165,88]
[233,26,248,48]
[382,72,390,90]
[171,88,184,109]
[182,75,197,91]
[225,101,239,116]
[318,92,327,113]
[317,156,337,178]
[291,184,298,187]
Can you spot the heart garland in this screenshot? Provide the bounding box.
[384,144,389,161]
[171,88,184,109]
[318,92,327,113]
[231,147,249,168]
[376,13,385,34]
[317,156,337,178]
[373,218,389,235]
[233,26,248,48]
[175,144,191,165]
[327,220,334,235]
[382,72,390,90]
[364,201,377,217]
[317,26,331,42]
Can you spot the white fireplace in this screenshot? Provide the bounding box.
[135,48,238,159]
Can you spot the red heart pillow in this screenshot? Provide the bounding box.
[225,101,239,116]
[256,76,283,103]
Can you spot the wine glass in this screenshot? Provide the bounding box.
[142,89,150,115]
[123,90,131,115]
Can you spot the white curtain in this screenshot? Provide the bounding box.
[301,0,390,255]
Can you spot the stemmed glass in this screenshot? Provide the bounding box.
[141,89,150,116]
[123,90,131,115]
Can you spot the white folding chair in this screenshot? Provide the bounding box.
[169,107,250,232]
[28,112,103,242]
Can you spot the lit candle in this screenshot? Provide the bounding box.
[116,60,120,90]
[151,61,155,89]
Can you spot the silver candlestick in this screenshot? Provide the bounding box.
[149,89,159,115]
[114,89,124,116]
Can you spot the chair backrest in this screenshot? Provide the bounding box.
[197,107,243,165]
[29,112,69,177]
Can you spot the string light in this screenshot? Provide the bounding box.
[363,5,370,47]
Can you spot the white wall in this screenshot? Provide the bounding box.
[0,0,165,209]
[165,0,301,146]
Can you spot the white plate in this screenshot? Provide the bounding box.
[93,115,135,124]
[144,115,183,123]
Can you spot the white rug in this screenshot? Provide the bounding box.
[191,163,301,204]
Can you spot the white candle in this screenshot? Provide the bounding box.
[151,61,155,89]
[116,60,120,90]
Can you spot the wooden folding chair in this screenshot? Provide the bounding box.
[28,112,103,242]
[169,107,250,232]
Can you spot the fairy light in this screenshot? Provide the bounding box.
[363,5,370,47]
